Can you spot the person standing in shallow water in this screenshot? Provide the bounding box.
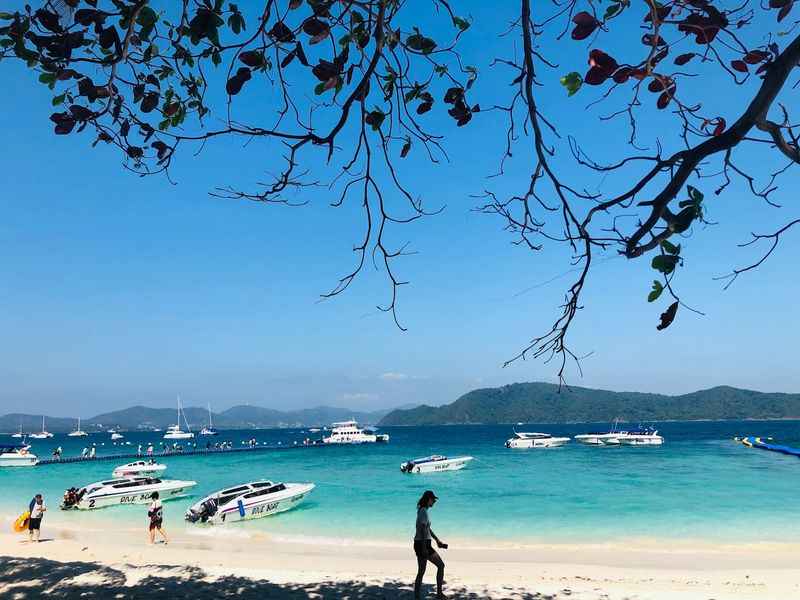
[147,492,168,545]
[414,490,448,599]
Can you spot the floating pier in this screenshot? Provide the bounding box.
[35,442,325,466]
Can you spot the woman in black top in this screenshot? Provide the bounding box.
[414,490,447,599]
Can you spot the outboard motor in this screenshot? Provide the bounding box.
[401,461,414,473]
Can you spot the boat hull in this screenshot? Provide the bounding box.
[506,437,570,449]
[198,484,315,525]
[163,432,194,440]
[72,482,196,510]
[0,454,38,467]
[112,466,167,478]
[402,457,473,473]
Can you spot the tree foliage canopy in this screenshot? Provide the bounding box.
[2,0,799,381]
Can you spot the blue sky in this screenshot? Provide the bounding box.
[1,2,799,417]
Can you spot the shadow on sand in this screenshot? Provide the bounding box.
[0,556,560,599]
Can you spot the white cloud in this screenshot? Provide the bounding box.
[379,372,409,381]
[340,392,379,401]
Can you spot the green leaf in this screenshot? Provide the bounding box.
[559,72,582,97]
[314,81,326,95]
[434,65,448,77]
[212,50,221,66]
[647,280,664,303]
[137,6,158,27]
[52,93,65,106]
[651,254,679,275]
[604,2,622,20]
[452,16,470,31]
[38,72,56,85]
[158,118,171,131]
[0,12,15,19]
[660,239,681,255]
[406,30,437,54]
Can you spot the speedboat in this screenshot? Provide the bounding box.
[575,420,626,446]
[322,421,380,444]
[112,460,167,477]
[505,432,570,448]
[61,476,197,510]
[29,416,54,439]
[68,418,88,437]
[110,431,124,440]
[400,455,474,473]
[185,480,315,524]
[164,396,195,439]
[617,427,664,446]
[0,445,38,467]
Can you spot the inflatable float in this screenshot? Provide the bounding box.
[739,436,800,457]
[12,511,29,533]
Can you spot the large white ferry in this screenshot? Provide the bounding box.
[505,431,570,449]
[61,476,197,510]
[322,421,388,444]
[185,480,315,524]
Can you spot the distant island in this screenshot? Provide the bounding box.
[378,383,800,426]
[0,405,390,434]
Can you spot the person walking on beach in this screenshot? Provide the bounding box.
[27,494,46,542]
[414,490,448,600]
[147,492,168,545]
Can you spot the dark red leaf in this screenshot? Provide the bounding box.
[657,91,671,109]
[743,50,769,64]
[612,67,631,84]
[713,118,726,136]
[572,11,597,26]
[778,1,794,21]
[584,66,608,85]
[571,12,599,41]
[674,52,695,66]
[656,301,679,331]
[731,59,748,73]
[239,50,264,67]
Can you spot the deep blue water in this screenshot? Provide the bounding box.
[2,421,799,545]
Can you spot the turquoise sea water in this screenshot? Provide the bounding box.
[1,421,799,545]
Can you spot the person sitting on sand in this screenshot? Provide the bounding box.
[147,492,168,545]
[28,494,46,542]
[414,490,448,600]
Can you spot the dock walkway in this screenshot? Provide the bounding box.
[36,442,322,466]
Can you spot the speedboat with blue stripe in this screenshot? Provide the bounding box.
[400,455,474,473]
[185,480,315,525]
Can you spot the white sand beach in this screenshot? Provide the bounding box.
[1,518,798,599]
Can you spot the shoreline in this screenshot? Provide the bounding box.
[2,520,799,599]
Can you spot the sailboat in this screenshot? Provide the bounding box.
[29,416,54,439]
[164,396,194,439]
[11,422,24,439]
[68,417,89,437]
[199,402,218,436]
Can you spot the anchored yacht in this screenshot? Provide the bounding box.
[322,421,384,444]
[61,476,197,510]
[185,480,315,524]
[400,455,474,473]
[575,420,626,446]
[505,431,570,449]
[0,445,38,467]
[112,460,167,478]
[68,418,88,437]
[199,402,218,436]
[11,423,25,439]
[29,416,54,439]
[164,396,194,440]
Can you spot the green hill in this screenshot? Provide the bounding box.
[378,383,800,425]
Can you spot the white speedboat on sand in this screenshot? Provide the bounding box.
[400,455,474,473]
[112,460,167,478]
[0,444,38,467]
[185,480,315,524]
[61,476,196,510]
[505,432,570,449]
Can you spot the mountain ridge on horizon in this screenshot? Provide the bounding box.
[0,403,396,433]
[378,382,800,426]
